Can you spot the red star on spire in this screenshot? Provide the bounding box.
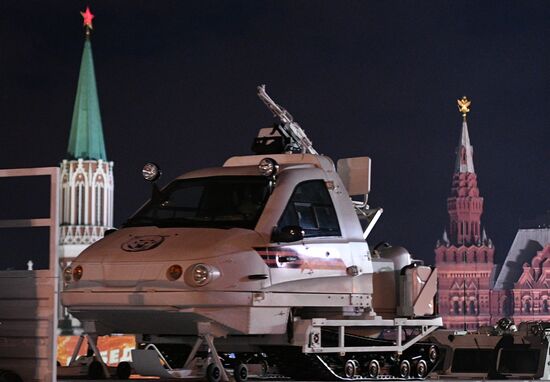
[81,6,94,30]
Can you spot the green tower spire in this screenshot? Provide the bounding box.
[67,18,107,161]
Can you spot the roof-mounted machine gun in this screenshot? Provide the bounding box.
[254,84,318,155]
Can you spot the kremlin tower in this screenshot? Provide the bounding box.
[59,8,114,266]
[435,97,496,330]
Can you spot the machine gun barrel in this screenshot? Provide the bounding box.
[257,85,318,155]
[257,85,294,124]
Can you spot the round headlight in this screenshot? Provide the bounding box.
[166,264,183,281]
[192,264,209,285]
[63,267,73,283]
[185,263,220,287]
[142,162,162,182]
[73,265,83,281]
[258,158,279,177]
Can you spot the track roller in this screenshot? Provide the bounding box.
[414,359,428,378]
[344,359,360,378]
[398,359,410,378]
[366,359,380,378]
[428,345,438,363]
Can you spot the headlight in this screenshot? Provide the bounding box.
[258,158,279,177]
[166,264,183,281]
[73,265,83,281]
[142,162,162,182]
[63,267,73,283]
[185,263,221,287]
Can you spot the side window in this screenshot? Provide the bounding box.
[278,180,341,237]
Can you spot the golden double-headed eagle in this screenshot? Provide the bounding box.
[457,96,471,118]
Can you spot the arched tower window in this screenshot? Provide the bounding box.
[95,183,104,226]
[453,300,460,315]
[451,222,457,240]
[469,300,476,315]
[62,174,70,224]
[524,298,532,314]
[500,295,513,316]
[75,180,85,225]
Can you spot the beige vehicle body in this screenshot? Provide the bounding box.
[62,152,436,338]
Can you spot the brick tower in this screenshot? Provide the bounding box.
[57,8,114,334]
[59,8,114,265]
[434,97,496,330]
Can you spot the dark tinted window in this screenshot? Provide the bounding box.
[278,180,340,237]
[125,176,270,229]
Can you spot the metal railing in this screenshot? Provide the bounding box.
[0,167,59,382]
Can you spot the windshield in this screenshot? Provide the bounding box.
[125,176,271,229]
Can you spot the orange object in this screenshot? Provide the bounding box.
[57,335,136,366]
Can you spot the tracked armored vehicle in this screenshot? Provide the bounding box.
[430,319,550,380]
[61,86,442,380]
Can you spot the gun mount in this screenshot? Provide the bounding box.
[255,85,318,155]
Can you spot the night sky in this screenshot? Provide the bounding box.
[0,1,548,266]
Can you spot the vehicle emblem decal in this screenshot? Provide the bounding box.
[121,235,165,252]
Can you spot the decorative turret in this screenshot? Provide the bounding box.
[442,229,449,245]
[455,96,475,173]
[445,97,486,245]
[59,7,114,260]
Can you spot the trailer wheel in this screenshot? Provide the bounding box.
[234,363,248,382]
[0,370,23,382]
[88,360,104,379]
[206,363,221,382]
[117,361,132,379]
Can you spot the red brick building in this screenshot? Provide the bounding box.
[512,245,550,319]
[492,225,550,322]
[434,98,496,330]
[433,99,550,330]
